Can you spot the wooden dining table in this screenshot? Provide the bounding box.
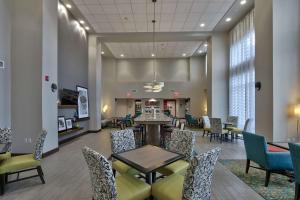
[134,113,172,146]
[112,145,183,184]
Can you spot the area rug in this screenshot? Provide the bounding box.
[219,160,294,200]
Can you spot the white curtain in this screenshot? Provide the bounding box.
[229,9,255,132]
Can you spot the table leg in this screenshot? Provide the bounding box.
[152,172,156,183]
[146,173,152,184]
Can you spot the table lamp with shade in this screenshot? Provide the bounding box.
[294,104,300,141]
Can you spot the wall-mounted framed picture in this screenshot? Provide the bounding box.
[76,86,89,119]
[58,116,66,132]
[65,118,73,130]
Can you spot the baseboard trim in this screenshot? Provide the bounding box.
[59,131,89,145]
[43,147,59,158]
[88,129,101,133]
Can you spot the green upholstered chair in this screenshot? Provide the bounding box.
[0,128,12,162]
[0,130,47,195]
[111,129,139,176]
[158,129,196,176]
[82,146,151,200]
[152,147,221,200]
[288,143,300,200]
[202,116,211,136]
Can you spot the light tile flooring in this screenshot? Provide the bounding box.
[1,128,263,200]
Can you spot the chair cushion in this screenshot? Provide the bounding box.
[157,160,189,176]
[229,127,242,132]
[0,154,40,174]
[203,128,211,132]
[116,174,151,200]
[152,174,184,200]
[0,152,11,161]
[112,160,139,175]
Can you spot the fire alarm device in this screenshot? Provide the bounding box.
[45,75,49,81]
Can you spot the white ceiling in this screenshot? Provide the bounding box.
[105,41,203,58]
[72,0,235,33]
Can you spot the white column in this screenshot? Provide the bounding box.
[42,0,58,152]
[207,33,229,120]
[88,36,102,131]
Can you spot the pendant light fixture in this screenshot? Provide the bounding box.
[144,0,164,93]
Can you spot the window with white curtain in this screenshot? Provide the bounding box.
[229,9,255,132]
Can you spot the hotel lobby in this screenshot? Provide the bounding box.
[0,0,300,199]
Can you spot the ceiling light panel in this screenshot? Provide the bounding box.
[73,0,235,33]
[105,41,203,59]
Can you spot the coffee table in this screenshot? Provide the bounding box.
[112,145,183,184]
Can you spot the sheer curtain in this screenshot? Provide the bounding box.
[229,9,255,132]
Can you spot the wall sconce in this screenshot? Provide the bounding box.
[102,105,108,113]
[255,82,261,91]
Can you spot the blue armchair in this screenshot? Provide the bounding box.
[243,132,293,187]
[289,143,300,200]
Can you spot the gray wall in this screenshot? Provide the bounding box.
[0,0,11,128]
[102,56,207,118]
[11,0,43,153]
[58,3,89,132]
[255,0,274,140]
[255,0,300,141]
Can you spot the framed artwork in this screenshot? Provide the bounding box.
[76,86,89,119]
[65,119,73,130]
[58,116,66,132]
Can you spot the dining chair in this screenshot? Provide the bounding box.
[243,132,293,187]
[230,118,252,139]
[202,116,211,137]
[152,147,221,200]
[82,147,151,200]
[0,130,47,195]
[210,118,228,143]
[111,129,139,176]
[0,128,12,162]
[158,129,196,176]
[180,122,185,131]
[288,143,300,200]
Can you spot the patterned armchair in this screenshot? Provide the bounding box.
[0,130,47,195]
[210,118,228,143]
[158,129,196,176]
[110,129,138,176]
[152,147,221,200]
[82,146,151,200]
[0,128,12,161]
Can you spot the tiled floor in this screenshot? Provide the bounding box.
[1,128,263,200]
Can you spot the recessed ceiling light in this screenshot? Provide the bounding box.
[85,26,90,30]
[200,23,205,27]
[79,20,85,24]
[182,53,186,57]
[199,50,203,53]
[226,17,232,22]
[66,4,72,9]
[204,43,208,47]
[120,54,124,57]
[240,0,247,5]
[151,53,155,57]
[101,51,105,55]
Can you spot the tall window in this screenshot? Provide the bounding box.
[229,10,255,132]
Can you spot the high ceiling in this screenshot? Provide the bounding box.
[105,41,203,58]
[72,0,235,33]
